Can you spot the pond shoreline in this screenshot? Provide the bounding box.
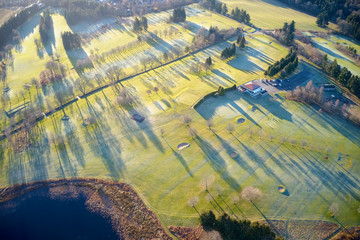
[0,178,173,240]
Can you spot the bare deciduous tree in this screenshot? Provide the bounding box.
[201,174,215,191]
[188,196,199,207]
[226,123,235,134]
[329,203,339,217]
[241,186,262,203]
[206,119,213,130]
[231,195,240,205]
[289,138,297,145]
[300,139,307,148]
[182,114,192,126]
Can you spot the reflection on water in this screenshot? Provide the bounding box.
[0,188,118,240]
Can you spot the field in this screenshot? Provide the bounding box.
[0,1,359,234]
[306,32,360,75]
[220,0,337,31]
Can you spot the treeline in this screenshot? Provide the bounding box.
[133,17,148,32]
[323,57,360,98]
[265,49,298,76]
[201,0,251,24]
[344,13,360,41]
[187,26,238,52]
[200,211,282,240]
[202,0,228,15]
[282,21,295,46]
[39,9,53,44]
[265,20,295,47]
[231,7,251,24]
[42,0,194,25]
[61,32,81,50]
[277,0,360,41]
[64,1,115,25]
[0,3,40,48]
[171,7,186,23]
[286,81,360,125]
[221,43,236,59]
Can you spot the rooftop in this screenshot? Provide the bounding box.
[242,82,261,91]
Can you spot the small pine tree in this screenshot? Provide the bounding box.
[218,86,225,95]
[237,33,242,44]
[240,36,245,48]
[133,17,142,32]
[140,16,148,31]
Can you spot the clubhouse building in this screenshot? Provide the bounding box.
[238,81,266,97]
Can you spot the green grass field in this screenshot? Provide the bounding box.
[306,33,360,75]
[221,0,337,31]
[0,3,359,232]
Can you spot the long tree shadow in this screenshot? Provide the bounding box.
[212,69,236,84]
[218,194,238,219]
[252,201,280,236]
[294,147,360,201]
[194,136,240,190]
[26,125,51,181]
[233,203,247,219]
[242,94,292,122]
[63,120,85,167]
[195,93,261,127]
[207,190,225,213]
[135,117,165,153]
[18,13,41,40]
[43,14,56,56]
[215,133,255,174]
[65,47,93,75]
[85,117,125,179]
[163,136,193,177]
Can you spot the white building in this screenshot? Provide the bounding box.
[239,82,262,97]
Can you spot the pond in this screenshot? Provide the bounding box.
[0,188,119,240]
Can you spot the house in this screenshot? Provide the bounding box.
[238,81,263,97]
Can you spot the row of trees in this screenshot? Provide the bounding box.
[200,211,281,240]
[231,7,251,24]
[221,43,236,59]
[61,32,81,50]
[277,0,360,41]
[39,9,53,44]
[323,57,360,98]
[264,49,298,76]
[171,7,186,23]
[133,17,148,32]
[0,3,40,48]
[42,0,195,24]
[286,80,360,125]
[202,0,228,15]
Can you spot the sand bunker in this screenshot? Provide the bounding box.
[237,118,245,124]
[278,185,286,193]
[177,143,190,150]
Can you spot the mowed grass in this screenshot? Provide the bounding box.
[1,29,360,229]
[221,0,337,31]
[3,4,239,109]
[306,33,360,75]
[1,4,359,230]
